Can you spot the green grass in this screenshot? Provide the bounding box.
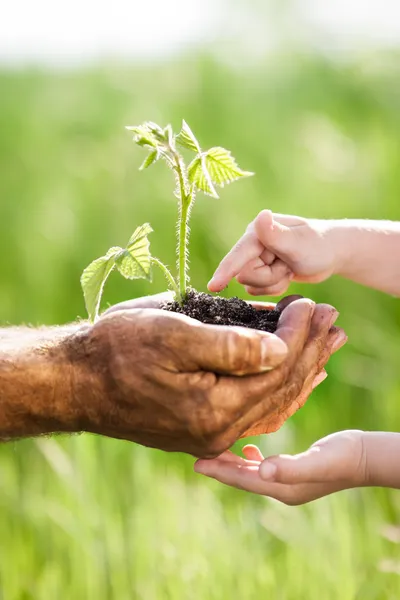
[1,51,400,598]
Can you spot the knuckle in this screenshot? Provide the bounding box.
[195,409,223,437]
[225,330,261,374]
[236,271,253,285]
[255,209,270,225]
[246,286,266,296]
[268,283,289,296]
[224,331,243,371]
[236,273,247,285]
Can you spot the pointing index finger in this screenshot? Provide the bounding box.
[208,231,263,292]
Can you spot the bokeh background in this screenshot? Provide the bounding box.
[1,0,400,597]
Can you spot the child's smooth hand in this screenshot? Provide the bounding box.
[194,431,366,505]
[208,210,337,296]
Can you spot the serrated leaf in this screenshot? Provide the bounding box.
[116,223,153,280]
[81,246,123,322]
[139,149,159,170]
[204,147,254,187]
[188,156,218,198]
[176,120,201,153]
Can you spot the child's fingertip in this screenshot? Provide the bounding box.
[207,279,222,292]
[194,460,207,474]
[242,444,264,461]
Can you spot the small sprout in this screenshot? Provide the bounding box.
[81,224,153,322]
[81,120,253,322]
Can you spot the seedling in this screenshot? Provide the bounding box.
[81,120,253,322]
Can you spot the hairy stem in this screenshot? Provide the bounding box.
[173,154,191,303]
[178,197,190,301]
[151,257,180,299]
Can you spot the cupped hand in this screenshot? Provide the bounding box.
[74,293,345,457]
[194,430,366,504]
[104,292,345,440]
[76,295,288,457]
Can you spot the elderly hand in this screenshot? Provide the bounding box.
[66,293,345,457]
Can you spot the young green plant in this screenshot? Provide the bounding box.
[81,120,253,322]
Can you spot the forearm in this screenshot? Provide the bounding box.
[0,324,88,439]
[328,220,400,296]
[362,432,400,488]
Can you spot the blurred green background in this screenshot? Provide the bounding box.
[1,2,400,597]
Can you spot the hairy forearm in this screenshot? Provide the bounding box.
[0,324,87,438]
[329,220,400,296]
[362,432,400,489]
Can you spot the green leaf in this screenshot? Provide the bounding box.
[163,124,174,147]
[145,121,167,142]
[81,247,122,323]
[204,147,254,187]
[188,156,218,199]
[176,120,201,153]
[139,149,159,170]
[126,122,165,148]
[116,223,153,280]
[126,125,157,148]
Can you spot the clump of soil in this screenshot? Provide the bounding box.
[163,290,280,333]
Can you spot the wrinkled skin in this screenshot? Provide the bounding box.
[74,293,346,458]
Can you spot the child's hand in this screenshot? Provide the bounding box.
[194,431,366,505]
[208,210,337,296]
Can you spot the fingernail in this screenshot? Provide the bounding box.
[329,309,340,328]
[261,336,287,368]
[332,331,348,352]
[312,370,328,389]
[259,461,277,480]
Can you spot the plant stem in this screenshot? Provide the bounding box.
[173,154,191,303]
[151,257,180,300]
[178,196,190,301]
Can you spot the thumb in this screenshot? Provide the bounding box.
[184,322,288,376]
[254,210,299,262]
[259,446,330,484]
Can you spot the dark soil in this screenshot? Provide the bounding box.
[163,290,281,333]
